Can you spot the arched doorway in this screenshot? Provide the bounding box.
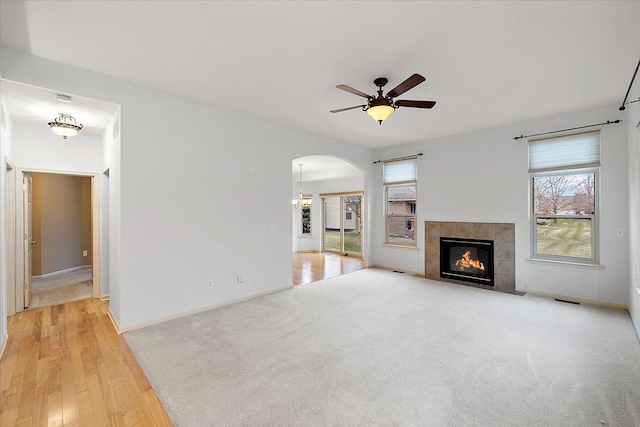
[291,155,366,286]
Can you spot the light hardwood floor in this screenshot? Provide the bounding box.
[293,252,365,286]
[0,255,363,426]
[0,298,172,427]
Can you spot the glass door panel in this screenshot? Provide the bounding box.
[343,195,362,255]
[323,197,341,252]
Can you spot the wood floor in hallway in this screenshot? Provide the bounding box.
[293,252,365,286]
[0,298,172,427]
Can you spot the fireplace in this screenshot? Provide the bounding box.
[440,237,494,286]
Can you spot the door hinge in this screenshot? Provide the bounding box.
[23,282,28,291]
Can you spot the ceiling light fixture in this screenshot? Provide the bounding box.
[292,163,310,209]
[366,101,395,124]
[48,113,83,139]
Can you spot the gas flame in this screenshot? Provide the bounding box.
[454,250,485,271]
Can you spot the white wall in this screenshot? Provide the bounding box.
[292,175,365,253]
[0,94,14,354]
[12,122,103,173]
[99,111,120,299]
[627,81,640,339]
[372,104,630,305]
[0,47,373,330]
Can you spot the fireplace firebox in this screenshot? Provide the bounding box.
[440,237,494,286]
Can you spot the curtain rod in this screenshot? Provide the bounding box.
[373,153,423,164]
[619,58,640,111]
[513,120,621,140]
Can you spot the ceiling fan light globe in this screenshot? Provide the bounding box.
[367,105,395,123]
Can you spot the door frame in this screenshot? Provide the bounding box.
[12,168,101,313]
[4,159,16,316]
[320,191,364,258]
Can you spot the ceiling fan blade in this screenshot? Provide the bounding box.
[330,105,366,113]
[387,74,426,98]
[395,100,436,109]
[336,84,372,99]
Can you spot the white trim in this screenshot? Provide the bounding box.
[383,244,419,250]
[525,290,628,310]
[16,169,102,303]
[632,315,640,345]
[525,257,604,270]
[100,294,110,301]
[117,285,293,333]
[107,307,122,334]
[34,265,90,280]
[0,333,8,360]
[371,264,420,276]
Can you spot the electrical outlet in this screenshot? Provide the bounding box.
[82,250,88,257]
[236,275,243,284]
[616,228,624,238]
[208,279,213,288]
[420,254,425,260]
[270,224,276,232]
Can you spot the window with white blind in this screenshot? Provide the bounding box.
[529,131,600,263]
[384,158,417,246]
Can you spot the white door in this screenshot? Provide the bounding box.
[23,173,33,308]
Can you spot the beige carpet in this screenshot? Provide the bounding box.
[125,269,640,426]
[30,268,93,309]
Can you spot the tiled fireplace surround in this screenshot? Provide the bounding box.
[425,221,516,294]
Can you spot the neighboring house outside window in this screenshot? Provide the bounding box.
[384,158,417,246]
[529,131,600,263]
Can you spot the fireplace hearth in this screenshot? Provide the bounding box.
[440,237,494,286]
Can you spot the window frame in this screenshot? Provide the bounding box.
[384,182,417,247]
[383,157,418,247]
[530,166,599,264]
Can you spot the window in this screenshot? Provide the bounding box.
[300,195,312,236]
[529,131,599,262]
[384,158,417,246]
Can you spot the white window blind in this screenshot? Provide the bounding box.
[384,158,417,184]
[528,131,600,172]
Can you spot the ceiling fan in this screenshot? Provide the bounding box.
[330,73,436,125]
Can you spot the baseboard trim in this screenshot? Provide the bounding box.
[100,294,110,302]
[35,265,92,280]
[0,333,8,360]
[118,285,293,333]
[295,250,320,253]
[525,290,629,310]
[370,264,421,277]
[107,308,122,335]
[632,315,640,345]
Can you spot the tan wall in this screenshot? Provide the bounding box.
[32,173,92,276]
[81,177,92,266]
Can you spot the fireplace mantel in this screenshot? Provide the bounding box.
[425,221,516,294]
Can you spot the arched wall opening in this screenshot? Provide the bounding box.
[291,155,367,286]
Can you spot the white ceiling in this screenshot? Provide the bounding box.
[292,155,363,181]
[0,80,119,135]
[1,1,639,149]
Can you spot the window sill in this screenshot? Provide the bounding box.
[525,257,604,270]
[383,244,418,250]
